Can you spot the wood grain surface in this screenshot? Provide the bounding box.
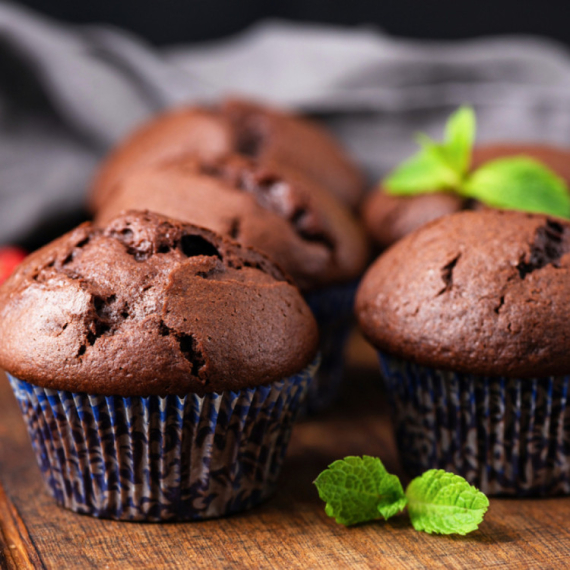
[1,333,569,569]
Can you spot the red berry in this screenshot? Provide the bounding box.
[0,247,27,284]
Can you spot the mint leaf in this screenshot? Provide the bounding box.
[314,456,407,526]
[444,106,476,174]
[383,105,570,219]
[463,157,570,219]
[384,106,474,195]
[406,470,489,535]
[383,150,460,195]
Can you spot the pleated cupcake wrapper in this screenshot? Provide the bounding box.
[8,358,317,521]
[304,280,358,414]
[379,352,570,496]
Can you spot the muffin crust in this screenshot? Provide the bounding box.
[357,209,570,377]
[0,211,318,395]
[96,154,369,291]
[90,97,364,213]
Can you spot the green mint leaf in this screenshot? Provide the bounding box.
[384,106,475,196]
[383,148,460,195]
[444,106,476,174]
[463,157,570,219]
[314,456,407,526]
[406,470,489,535]
[416,106,476,176]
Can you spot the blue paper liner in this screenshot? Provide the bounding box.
[379,352,570,496]
[304,281,357,414]
[8,358,317,521]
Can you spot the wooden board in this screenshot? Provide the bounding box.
[1,333,569,569]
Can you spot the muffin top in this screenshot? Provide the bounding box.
[95,154,369,292]
[0,211,318,396]
[90,97,364,213]
[90,107,233,213]
[356,209,570,378]
[221,98,365,209]
[363,143,570,250]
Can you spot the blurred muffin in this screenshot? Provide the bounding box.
[221,98,365,209]
[96,154,367,292]
[0,211,319,520]
[96,155,369,411]
[90,97,364,213]
[363,191,464,251]
[356,209,570,495]
[363,143,570,250]
[90,108,233,213]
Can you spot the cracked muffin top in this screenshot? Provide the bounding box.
[89,97,364,213]
[356,209,570,377]
[0,211,318,396]
[95,154,369,292]
[221,98,364,209]
[363,144,570,250]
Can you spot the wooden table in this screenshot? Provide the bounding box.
[1,333,569,569]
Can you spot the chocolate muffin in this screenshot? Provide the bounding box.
[1,211,319,520]
[95,155,369,411]
[356,209,570,495]
[90,97,364,213]
[221,98,365,209]
[363,143,570,250]
[90,108,234,213]
[96,154,368,292]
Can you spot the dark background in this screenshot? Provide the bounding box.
[14,0,570,46]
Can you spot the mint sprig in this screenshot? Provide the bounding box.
[383,106,570,219]
[442,105,476,174]
[315,457,489,535]
[406,470,489,536]
[384,106,475,195]
[382,144,460,195]
[314,456,407,526]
